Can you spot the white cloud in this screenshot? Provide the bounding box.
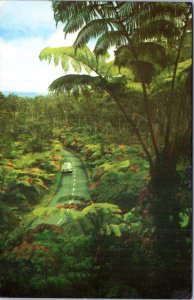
[47,30,77,47]
[0,1,114,94]
[0,0,82,94]
[0,27,78,93]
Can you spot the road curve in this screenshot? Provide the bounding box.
[31,150,90,227]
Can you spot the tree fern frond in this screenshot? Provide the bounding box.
[73,19,119,49]
[61,55,70,72]
[94,31,128,56]
[63,6,99,35]
[129,60,156,84]
[114,45,134,68]
[137,42,166,66]
[140,2,190,21]
[39,46,98,74]
[48,74,102,93]
[118,2,135,19]
[115,45,156,84]
[180,31,192,60]
[70,57,82,73]
[39,45,119,81]
[52,1,90,26]
[98,60,120,78]
[52,1,122,31]
[151,58,192,94]
[135,19,180,41]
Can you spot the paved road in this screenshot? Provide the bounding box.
[31,150,90,227]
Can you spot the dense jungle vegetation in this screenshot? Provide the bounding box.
[0,2,192,299]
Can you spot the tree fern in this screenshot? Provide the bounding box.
[73,19,120,49]
[52,1,90,27]
[136,42,166,66]
[40,47,88,73]
[94,31,128,57]
[115,45,158,84]
[137,2,190,22]
[81,203,121,217]
[40,46,113,76]
[63,7,97,35]
[151,58,192,95]
[118,2,136,20]
[135,19,180,42]
[49,74,102,93]
[114,42,167,81]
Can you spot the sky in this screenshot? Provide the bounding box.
[0,1,78,94]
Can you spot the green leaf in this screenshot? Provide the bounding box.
[73,19,119,49]
[179,211,190,228]
[49,74,102,93]
[109,224,121,237]
[117,160,130,170]
[94,31,128,57]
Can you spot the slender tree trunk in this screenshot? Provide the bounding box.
[164,13,190,155]
[141,82,160,159]
[104,84,154,169]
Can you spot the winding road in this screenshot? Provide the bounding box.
[31,150,90,227]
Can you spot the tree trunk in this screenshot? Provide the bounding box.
[149,151,192,297]
[150,150,180,250]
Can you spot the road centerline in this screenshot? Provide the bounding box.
[57,218,63,225]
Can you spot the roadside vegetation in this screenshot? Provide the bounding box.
[0,2,192,298]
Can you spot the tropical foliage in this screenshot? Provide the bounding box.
[0,1,192,299]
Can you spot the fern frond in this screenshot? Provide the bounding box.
[115,45,156,84]
[180,31,192,60]
[62,5,99,35]
[129,61,156,84]
[135,19,180,41]
[137,42,166,66]
[94,31,128,56]
[140,2,190,21]
[39,45,118,79]
[52,1,90,26]
[114,45,134,68]
[119,2,135,19]
[151,58,192,94]
[73,19,119,49]
[115,42,166,66]
[39,46,97,74]
[48,74,102,93]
